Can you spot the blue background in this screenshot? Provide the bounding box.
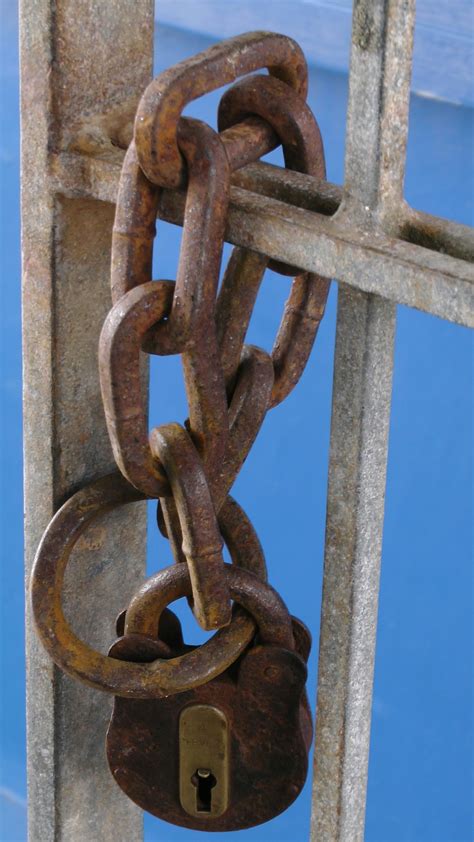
[1,5,472,842]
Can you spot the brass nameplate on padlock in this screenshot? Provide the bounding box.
[179,704,229,818]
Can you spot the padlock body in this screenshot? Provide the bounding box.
[106,629,312,831]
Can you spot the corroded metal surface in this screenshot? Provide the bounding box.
[125,562,294,649]
[134,30,308,187]
[31,473,276,696]
[101,122,230,501]
[106,578,312,830]
[217,73,330,406]
[150,423,230,631]
[29,34,329,832]
[31,28,331,674]
[97,40,329,635]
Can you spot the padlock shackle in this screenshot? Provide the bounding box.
[125,563,294,651]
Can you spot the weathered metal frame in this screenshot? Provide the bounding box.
[20,0,473,840]
[20,2,154,840]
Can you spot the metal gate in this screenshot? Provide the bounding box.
[20,1,473,839]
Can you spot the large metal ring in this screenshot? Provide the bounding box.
[30,473,279,698]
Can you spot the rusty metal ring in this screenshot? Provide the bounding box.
[30,473,276,698]
[218,495,267,584]
[215,241,330,409]
[216,343,274,507]
[134,31,308,188]
[150,422,231,632]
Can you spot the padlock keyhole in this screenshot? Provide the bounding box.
[191,768,216,813]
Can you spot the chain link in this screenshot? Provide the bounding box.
[31,31,330,695]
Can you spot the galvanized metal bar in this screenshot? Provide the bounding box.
[51,153,474,327]
[20,2,153,840]
[312,289,396,839]
[311,1,415,839]
[342,0,415,222]
[234,162,474,265]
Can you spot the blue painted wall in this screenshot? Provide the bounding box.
[1,8,472,842]
[156,0,474,106]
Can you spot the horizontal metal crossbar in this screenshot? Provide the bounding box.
[53,152,474,327]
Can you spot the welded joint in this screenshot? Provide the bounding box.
[66,99,137,162]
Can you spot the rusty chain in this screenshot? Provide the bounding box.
[31,31,330,697]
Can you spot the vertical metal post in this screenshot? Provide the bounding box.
[20,2,153,840]
[311,2,415,839]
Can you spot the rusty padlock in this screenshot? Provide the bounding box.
[106,563,313,831]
